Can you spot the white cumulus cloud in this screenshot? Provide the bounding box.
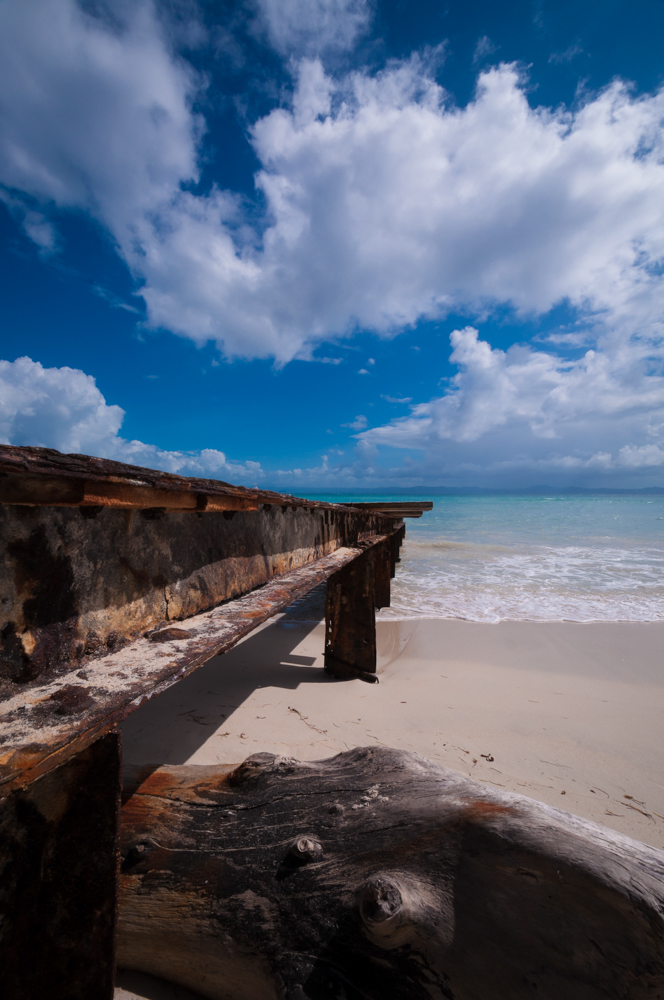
[357,327,664,484]
[2,6,664,368]
[2,3,664,483]
[139,51,656,357]
[0,0,200,223]
[0,357,262,481]
[343,414,368,430]
[252,0,373,58]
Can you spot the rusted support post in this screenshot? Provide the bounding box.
[389,522,405,578]
[0,731,121,1000]
[373,536,391,610]
[325,549,378,683]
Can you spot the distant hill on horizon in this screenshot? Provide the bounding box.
[298,485,664,497]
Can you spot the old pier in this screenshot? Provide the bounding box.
[2,445,663,1000]
[0,444,429,997]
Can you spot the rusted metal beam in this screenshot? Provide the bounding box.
[0,731,121,1000]
[0,445,408,516]
[0,536,398,796]
[0,473,260,511]
[348,501,433,517]
[1,498,397,692]
[389,523,405,579]
[373,535,392,610]
[325,547,378,683]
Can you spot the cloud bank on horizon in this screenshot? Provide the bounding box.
[1,0,664,486]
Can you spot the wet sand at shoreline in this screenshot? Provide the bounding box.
[116,616,664,998]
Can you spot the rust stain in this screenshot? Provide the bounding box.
[46,685,96,716]
[2,494,398,692]
[148,628,191,643]
[461,800,513,819]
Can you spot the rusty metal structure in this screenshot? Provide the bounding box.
[0,444,431,998]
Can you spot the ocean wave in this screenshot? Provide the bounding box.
[279,495,664,624]
[403,539,516,553]
[382,541,664,622]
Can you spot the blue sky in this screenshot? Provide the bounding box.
[2,0,664,489]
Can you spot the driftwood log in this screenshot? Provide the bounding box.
[119,747,664,1000]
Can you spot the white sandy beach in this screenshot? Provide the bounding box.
[116,615,664,999]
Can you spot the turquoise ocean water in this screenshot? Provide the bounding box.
[310,494,664,622]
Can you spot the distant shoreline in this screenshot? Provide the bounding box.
[299,486,664,496]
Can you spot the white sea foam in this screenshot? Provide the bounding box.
[379,540,664,622]
[288,494,664,624]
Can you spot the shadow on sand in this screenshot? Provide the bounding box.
[116,612,338,1000]
[120,616,335,766]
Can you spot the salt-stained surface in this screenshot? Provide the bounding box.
[0,546,361,785]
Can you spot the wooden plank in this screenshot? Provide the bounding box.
[0,732,121,1000]
[0,473,85,507]
[198,494,259,513]
[325,548,377,683]
[0,445,290,508]
[348,501,433,509]
[0,536,397,795]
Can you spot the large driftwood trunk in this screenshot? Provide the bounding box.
[119,747,664,1000]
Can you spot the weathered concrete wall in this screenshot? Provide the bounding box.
[0,503,384,694]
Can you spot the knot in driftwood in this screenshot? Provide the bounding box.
[122,838,159,873]
[357,875,420,949]
[358,875,403,924]
[118,747,664,1000]
[288,836,323,863]
[228,751,301,787]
